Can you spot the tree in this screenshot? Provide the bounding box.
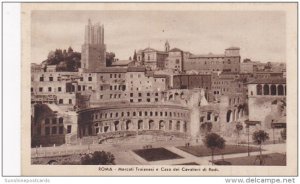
[200,122,212,135]
[106,52,116,66]
[67,46,73,53]
[234,123,243,145]
[133,50,137,61]
[203,133,226,165]
[81,151,115,165]
[252,130,270,165]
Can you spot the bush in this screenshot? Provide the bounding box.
[81,151,115,165]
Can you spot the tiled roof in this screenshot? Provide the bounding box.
[153,74,169,78]
[169,48,183,52]
[247,77,286,84]
[226,47,240,50]
[137,47,167,54]
[85,67,128,73]
[127,67,146,72]
[189,53,225,58]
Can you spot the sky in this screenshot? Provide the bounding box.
[31,10,286,64]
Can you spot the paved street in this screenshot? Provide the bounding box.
[31,139,286,165]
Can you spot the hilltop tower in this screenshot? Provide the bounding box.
[81,19,106,71]
[165,40,170,52]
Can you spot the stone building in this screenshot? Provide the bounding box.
[165,48,184,72]
[77,103,190,138]
[184,47,241,74]
[253,71,284,79]
[125,67,169,92]
[172,74,212,101]
[31,71,79,107]
[211,72,246,102]
[31,63,42,73]
[136,47,168,70]
[46,65,57,72]
[78,67,127,104]
[81,19,106,71]
[173,74,211,90]
[246,78,286,140]
[31,103,78,147]
[240,59,258,73]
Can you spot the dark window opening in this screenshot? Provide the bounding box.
[59,126,64,134]
[45,127,50,135]
[67,125,72,133]
[52,127,57,134]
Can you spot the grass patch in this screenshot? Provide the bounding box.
[133,147,182,161]
[214,153,286,166]
[177,145,260,157]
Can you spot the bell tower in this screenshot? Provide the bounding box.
[165,40,170,52]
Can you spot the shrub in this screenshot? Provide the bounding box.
[81,151,115,165]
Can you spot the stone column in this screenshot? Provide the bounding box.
[111,122,115,132]
[230,110,233,123]
[189,107,200,137]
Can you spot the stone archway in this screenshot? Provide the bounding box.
[226,110,232,123]
[169,94,173,101]
[271,85,277,95]
[114,121,119,131]
[159,120,165,130]
[176,121,181,131]
[183,121,188,132]
[138,120,143,130]
[263,84,269,95]
[126,120,132,130]
[257,84,262,95]
[278,85,284,96]
[149,120,155,130]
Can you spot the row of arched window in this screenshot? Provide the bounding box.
[91,110,189,121]
[91,119,187,134]
[256,84,286,96]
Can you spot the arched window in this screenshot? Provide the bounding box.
[256,84,262,95]
[138,120,143,130]
[126,120,132,130]
[176,121,181,131]
[278,85,284,95]
[159,120,165,130]
[226,110,232,123]
[263,84,269,95]
[271,85,277,95]
[114,121,119,131]
[183,122,187,132]
[149,120,154,130]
